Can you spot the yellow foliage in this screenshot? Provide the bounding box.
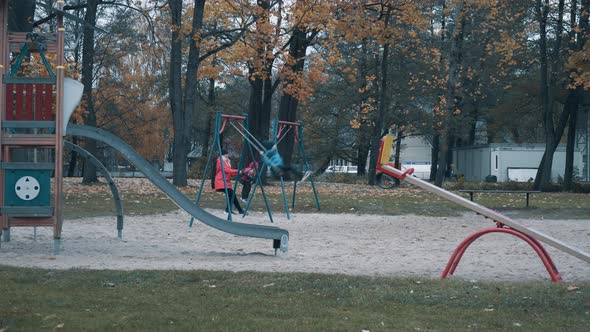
[567,42,590,90]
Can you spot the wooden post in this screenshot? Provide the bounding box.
[0,0,7,241]
[53,0,65,251]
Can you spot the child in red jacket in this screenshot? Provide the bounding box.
[214,149,244,215]
[239,160,259,203]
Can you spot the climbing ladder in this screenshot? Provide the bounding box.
[0,0,66,254]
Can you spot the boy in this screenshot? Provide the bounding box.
[260,141,312,181]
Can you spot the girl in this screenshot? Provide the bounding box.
[239,160,259,203]
[214,149,244,215]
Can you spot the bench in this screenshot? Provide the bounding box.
[458,190,541,207]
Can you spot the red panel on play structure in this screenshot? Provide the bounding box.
[4,84,55,121]
[25,84,33,120]
[43,84,54,120]
[15,84,23,120]
[5,83,14,120]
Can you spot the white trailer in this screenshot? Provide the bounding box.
[453,144,583,182]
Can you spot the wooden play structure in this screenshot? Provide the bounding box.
[0,1,69,254]
[377,133,590,281]
[0,2,289,255]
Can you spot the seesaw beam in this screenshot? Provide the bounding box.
[380,164,590,264]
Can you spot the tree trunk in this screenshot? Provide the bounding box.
[248,77,264,139]
[67,6,84,178]
[356,39,371,176]
[177,0,206,185]
[430,0,444,183]
[429,134,439,181]
[261,77,272,139]
[533,0,555,190]
[533,93,573,189]
[199,77,215,158]
[564,91,578,190]
[277,27,315,166]
[8,0,35,32]
[169,0,184,185]
[169,0,206,186]
[565,0,589,189]
[435,0,465,187]
[66,136,78,177]
[356,121,371,176]
[81,0,99,184]
[368,17,390,186]
[248,0,273,147]
[534,0,564,191]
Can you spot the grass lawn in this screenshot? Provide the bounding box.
[1,267,589,331]
[2,178,588,330]
[62,178,590,220]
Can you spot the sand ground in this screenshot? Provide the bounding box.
[1,209,589,282]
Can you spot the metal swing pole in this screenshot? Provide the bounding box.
[193,113,220,209]
[190,112,233,226]
[226,115,278,223]
[294,121,320,210]
[291,125,300,209]
[244,162,275,223]
[191,112,220,226]
[228,119,279,223]
[217,114,234,221]
[273,119,291,220]
[239,116,276,222]
[228,116,248,218]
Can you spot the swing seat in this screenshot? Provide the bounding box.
[263,149,284,168]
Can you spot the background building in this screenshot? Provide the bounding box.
[453,144,584,182]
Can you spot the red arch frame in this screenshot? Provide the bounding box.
[441,227,561,282]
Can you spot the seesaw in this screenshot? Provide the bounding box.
[376,134,590,281]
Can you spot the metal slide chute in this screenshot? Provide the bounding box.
[66,125,288,253]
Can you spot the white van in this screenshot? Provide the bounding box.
[324,165,358,174]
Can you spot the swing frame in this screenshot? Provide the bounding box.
[246,119,321,220]
[191,112,276,223]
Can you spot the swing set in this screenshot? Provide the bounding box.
[244,118,321,220]
[191,112,320,224]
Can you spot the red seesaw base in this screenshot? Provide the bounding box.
[441,225,561,282]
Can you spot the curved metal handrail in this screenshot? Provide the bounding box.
[63,140,124,238]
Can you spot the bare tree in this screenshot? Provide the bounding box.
[81,0,99,184]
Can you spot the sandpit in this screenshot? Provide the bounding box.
[1,210,589,282]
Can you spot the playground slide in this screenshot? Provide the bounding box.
[380,164,590,264]
[66,125,289,252]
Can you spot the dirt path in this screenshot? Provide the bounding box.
[1,210,589,282]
